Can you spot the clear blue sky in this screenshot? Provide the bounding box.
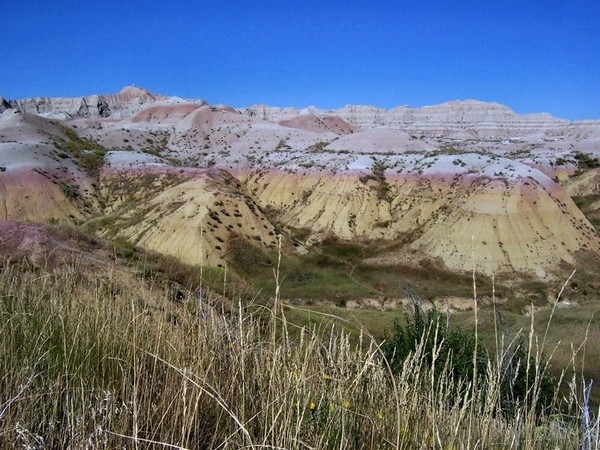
[1,0,599,120]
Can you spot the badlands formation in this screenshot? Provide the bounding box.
[1,86,599,286]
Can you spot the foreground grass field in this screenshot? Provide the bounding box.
[1,254,599,448]
[285,301,600,409]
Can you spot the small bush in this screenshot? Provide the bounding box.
[382,306,485,385]
[59,182,79,199]
[382,306,557,417]
[574,151,600,169]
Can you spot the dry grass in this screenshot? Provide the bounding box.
[0,257,598,449]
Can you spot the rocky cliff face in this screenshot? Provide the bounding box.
[242,100,600,141]
[240,154,599,278]
[1,86,599,282]
[0,86,205,120]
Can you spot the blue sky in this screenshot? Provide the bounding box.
[1,0,599,120]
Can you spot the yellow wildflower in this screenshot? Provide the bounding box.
[341,400,351,408]
[309,402,316,410]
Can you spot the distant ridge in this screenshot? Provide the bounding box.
[2,86,599,126]
[0,86,204,120]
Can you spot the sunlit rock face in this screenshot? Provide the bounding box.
[1,87,599,278]
[0,86,205,120]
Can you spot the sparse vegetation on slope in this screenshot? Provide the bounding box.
[51,124,108,175]
[358,159,391,201]
[226,234,376,303]
[573,194,600,233]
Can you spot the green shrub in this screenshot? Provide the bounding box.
[382,306,557,417]
[59,181,79,199]
[496,337,557,417]
[574,152,600,169]
[382,306,485,384]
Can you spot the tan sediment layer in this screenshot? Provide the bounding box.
[239,170,599,277]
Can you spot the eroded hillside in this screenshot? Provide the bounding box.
[2,86,600,303]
